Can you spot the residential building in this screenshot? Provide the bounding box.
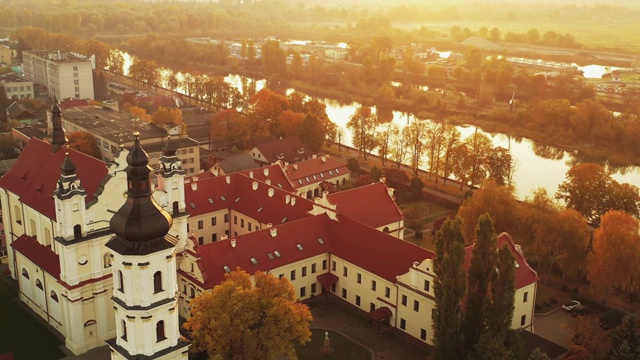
[324,48,348,59]
[51,104,200,173]
[0,73,33,100]
[5,102,39,126]
[283,155,350,198]
[22,50,94,100]
[250,136,315,166]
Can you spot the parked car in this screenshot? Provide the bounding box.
[562,300,581,311]
[571,305,593,317]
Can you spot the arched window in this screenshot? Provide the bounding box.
[29,219,36,236]
[156,320,166,342]
[103,253,112,268]
[153,271,163,293]
[14,205,21,225]
[383,226,390,233]
[118,271,124,292]
[50,290,59,302]
[73,224,82,240]
[44,228,52,248]
[121,320,127,341]
[21,268,29,279]
[36,279,43,290]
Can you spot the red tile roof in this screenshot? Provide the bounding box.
[238,164,294,192]
[284,156,348,189]
[0,138,108,219]
[328,182,403,228]
[253,136,312,164]
[195,213,434,288]
[11,234,60,280]
[59,98,89,110]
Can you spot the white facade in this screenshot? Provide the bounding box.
[22,50,94,100]
[0,73,33,100]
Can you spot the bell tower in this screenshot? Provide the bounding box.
[105,132,189,359]
[155,136,188,246]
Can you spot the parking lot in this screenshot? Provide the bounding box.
[534,307,603,348]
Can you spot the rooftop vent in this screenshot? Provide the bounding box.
[249,171,254,178]
[252,181,259,190]
[265,179,271,185]
[270,228,277,237]
[191,182,197,191]
[268,188,275,197]
[285,194,291,204]
[274,250,281,258]
[263,168,269,176]
[250,257,257,265]
[291,197,296,206]
[225,175,231,184]
[230,238,236,248]
[321,156,326,162]
[296,244,303,251]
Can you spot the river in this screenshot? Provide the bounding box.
[118,52,640,200]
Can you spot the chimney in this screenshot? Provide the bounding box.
[266,223,272,228]
[249,171,254,178]
[321,156,326,162]
[252,181,259,190]
[225,175,231,184]
[270,228,277,237]
[191,182,197,191]
[293,164,298,170]
[193,176,199,182]
[221,234,228,240]
[263,168,269,176]
[230,238,236,248]
[312,154,317,159]
[291,197,296,206]
[265,179,271,185]
[285,194,291,204]
[268,188,275,197]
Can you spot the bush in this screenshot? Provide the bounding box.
[347,157,360,173]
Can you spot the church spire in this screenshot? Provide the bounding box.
[51,97,66,153]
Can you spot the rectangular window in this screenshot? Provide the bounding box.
[523,292,528,303]
[198,237,203,245]
[234,215,237,225]
[311,283,317,294]
[414,300,420,312]
[212,234,217,242]
[211,217,217,226]
[343,266,348,277]
[385,287,390,298]
[355,295,361,306]
[370,303,375,312]
[400,318,406,330]
[341,288,347,299]
[332,261,336,271]
[248,223,252,231]
[371,280,377,291]
[241,219,244,228]
[198,220,203,229]
[311,263,316,274]
[420,329,427,341]
[357,273,362,284]
[302,266,307,277]
[279,274,284,279]
[401,295,407,306]
[322,260,327,270]
[424,280,430,292]
[331,284,336,292]
[300,287,306,298]
[521,315,526,326]
[224,214,229,223]
[290,270,296,280]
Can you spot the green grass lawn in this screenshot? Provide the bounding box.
[0,279,65,359]
[295,329,370,360]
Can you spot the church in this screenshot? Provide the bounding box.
[1,103,538,357]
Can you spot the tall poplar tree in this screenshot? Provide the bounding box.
[433,218,467,360]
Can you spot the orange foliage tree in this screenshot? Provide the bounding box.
[183,269,312,360]
[67,132,102,159]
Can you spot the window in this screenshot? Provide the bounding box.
[121,320,127,341]
[523,292,528,303]
[341,288,347,299]
[198,237,203,245]
[311,283,317,294]
[401,295,407,306]
[241,219,244,228]
[300,287,306,298]
[521,315,526,326]
[156,321,166,342]
[234,215,237,224]
[400,318,406,330]
[311,263,316,274]
[371,280,376,291]
[50,291,59,302]
[224,214,229,223]
[211,217,217,226]
[357,273,362,284]
[190,286,195,299]
[385,287,390,298]
[21,268,29,279]
[343,266,348,277]
[36,279,43,290]
[331,284,336,292]
[153,271,163,293]
[279,274,284,279]
[420,329,427,341]
[118,271,124,292]
[103,253,112,268]
[248,223,252,231]
[414,300,420,312]
[332,261,336,271]
[322,260,327,270]
[302,266,307,277]
[212,234,217,242]
[356,295,361,306]
[424,280,430,292]
[290,270,296,280]
[370,303,375,312]
[197,220,203,229]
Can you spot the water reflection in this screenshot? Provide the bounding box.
[532,143,566,160]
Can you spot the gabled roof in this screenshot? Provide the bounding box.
[217,153,260,174]
[252,136,312,164]
[11,234,60,280]
[59,98,89,110]
[194,213,434,289]
[0,138,108,219]
[183,172,312,224]
[6,102,37,120]
[239,163,294,192]
[284,156,348,189]
[328,182,403,228]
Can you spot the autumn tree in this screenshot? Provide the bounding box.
[151,107,183,128]
[485,147,515,187]
[298,113,325,151]
[433,218,467,360]
[569,316,605,358]
[437,123,460,185]
[608,313,640,360]
[184,269,312,360]
[425,122,445,182]
[67,132,102,159]
[275,110,304,138]
[249,88,290,135]
[129,106,152,123]
[404,119,429,176]
[0,136,19,159]
[347,105,378,159]
[528,348,551,360]
[464,132,492,187]
[588,210,640,301]
[376,122,398,167]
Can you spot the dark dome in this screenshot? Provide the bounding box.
[126,131,149,168]
[60,153,76,176]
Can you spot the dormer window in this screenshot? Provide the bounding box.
[250,258,258,265]
[223,265,230,273]
[296,244,303,251]
[274,251,281,258]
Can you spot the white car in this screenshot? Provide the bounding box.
[562,300,581,311]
